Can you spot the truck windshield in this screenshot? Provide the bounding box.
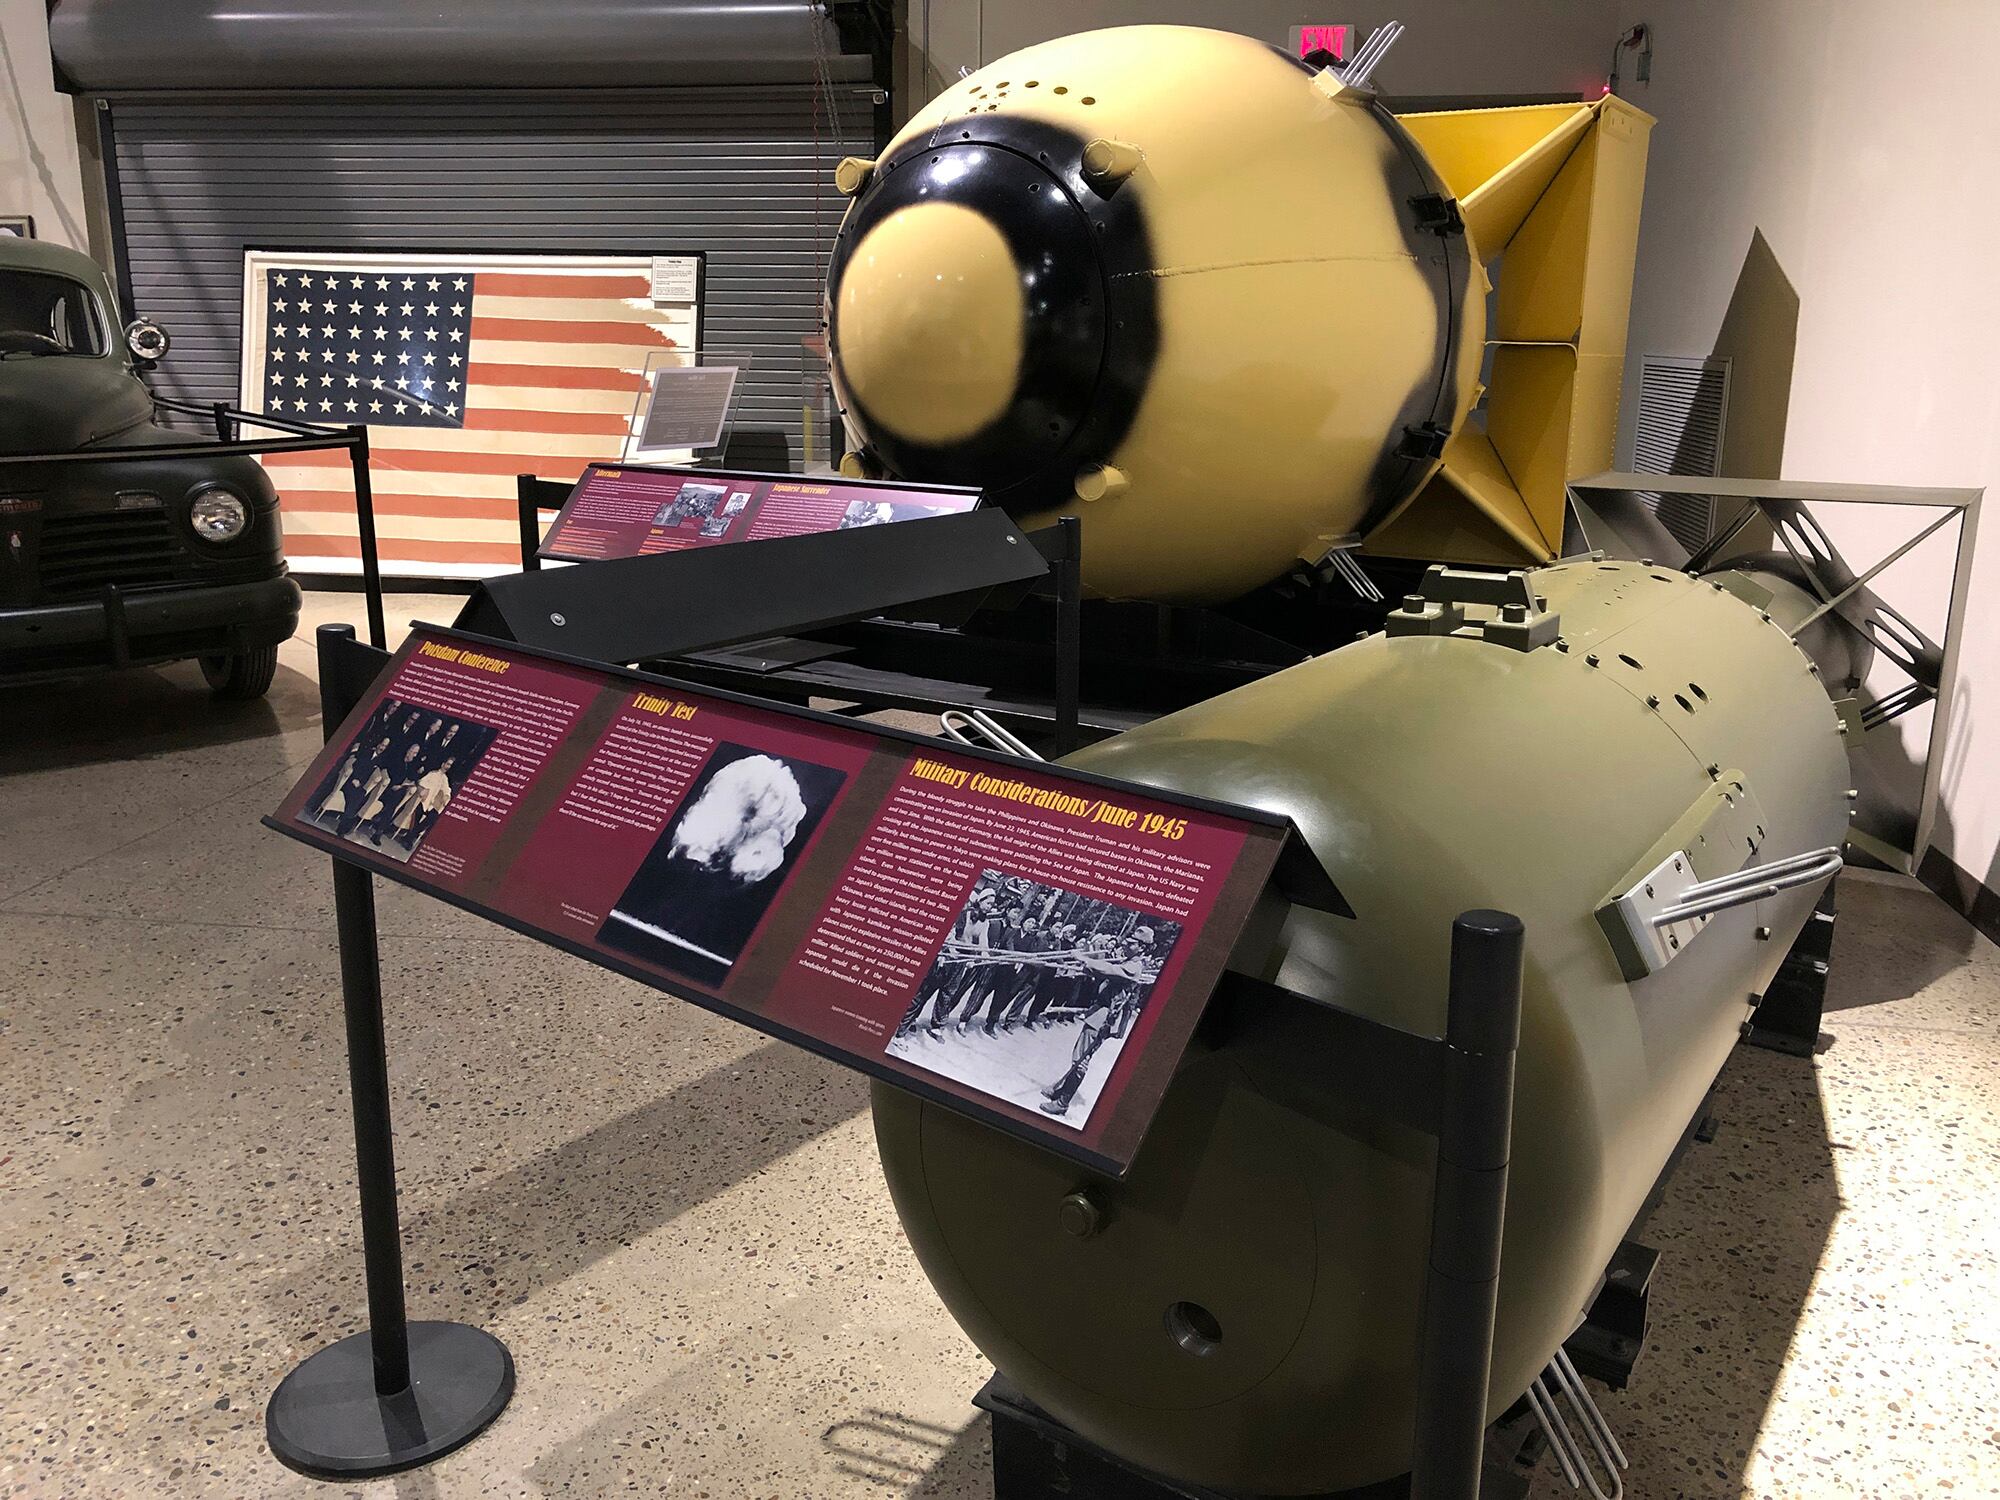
[0,270,107,357]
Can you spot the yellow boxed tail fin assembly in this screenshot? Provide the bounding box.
[1364,95,1655,566]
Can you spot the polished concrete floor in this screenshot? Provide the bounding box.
[3,593,1996,1499]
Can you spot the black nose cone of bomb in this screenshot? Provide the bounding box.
[826,121,1160,513]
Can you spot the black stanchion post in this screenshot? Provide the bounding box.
[1409,909,1525,1500]
[1053,514,1082,756]
[516,475,543,572]
[265,626,514,1478]
[348,428,389,650]
[331,850,410,1393]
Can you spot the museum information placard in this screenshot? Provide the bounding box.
[270,627,1284,1173]
[537,463,981,563]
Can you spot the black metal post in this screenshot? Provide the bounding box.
[265,625,513,1478]
[348,428,389,650]
[516,475,544,572]
[1409,909,1525,1500]
[1053,515,1082,756]
[331,858,411,1392]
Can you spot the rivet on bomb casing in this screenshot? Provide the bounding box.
[1646,693,1661,708]
[549,612,566,626]
[1585,653,1600,667]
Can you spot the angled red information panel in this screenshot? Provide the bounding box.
[537,462,982,563]
[268,627,1285,1174]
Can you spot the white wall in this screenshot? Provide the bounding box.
[1616,0,2000,888]
[1,0,88,247]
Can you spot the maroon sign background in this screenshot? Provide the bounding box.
[269,627,1285,1175]
[537,462,981,564]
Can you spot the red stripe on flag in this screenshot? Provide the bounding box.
[468,362,646,391]
[474,272,653,298]
[277,447,595,477]
[470,316,674,346]
[285,535,529,564]
[273,491,546,522]
[462,408,629,437]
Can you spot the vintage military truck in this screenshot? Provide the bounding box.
[0,238,300,697]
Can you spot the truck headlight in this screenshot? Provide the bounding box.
[188,486,250,542]
[126,319,171,361]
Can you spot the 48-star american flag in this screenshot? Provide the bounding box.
[238,250,700,577]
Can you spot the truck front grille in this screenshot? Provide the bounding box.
[37,510,188,598]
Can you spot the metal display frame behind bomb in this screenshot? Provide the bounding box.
[1565,472,1982,877]
[266,581,1528,1497]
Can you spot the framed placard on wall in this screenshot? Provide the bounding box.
[237,248,702,579]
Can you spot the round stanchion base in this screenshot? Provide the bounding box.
[267,1321,514,1479]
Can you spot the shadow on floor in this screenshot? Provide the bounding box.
[0,659,313,772]
[824,1409,993,1495]
[1586,1000,1842,1496]
[1822,876,1976,1013]
[260,1039,869,1343]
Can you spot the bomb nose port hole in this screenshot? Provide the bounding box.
[1165,1301,1223,1357]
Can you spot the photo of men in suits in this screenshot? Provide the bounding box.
[299,697,499,864]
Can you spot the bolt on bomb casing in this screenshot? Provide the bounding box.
[825,26,1490,603]
[870,560,1850,1494]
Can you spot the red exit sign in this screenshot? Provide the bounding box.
[1289,24,1352,62]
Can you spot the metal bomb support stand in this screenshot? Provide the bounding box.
[263,515,1528,1496]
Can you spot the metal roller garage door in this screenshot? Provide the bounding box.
[102,87,875,467]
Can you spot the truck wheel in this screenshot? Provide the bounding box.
[200,644,280,700]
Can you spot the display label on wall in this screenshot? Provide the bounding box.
[536,462,983,563]
[269,627,1286,1173]
[649,256,700,303]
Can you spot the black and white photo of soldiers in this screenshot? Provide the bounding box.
[299,698,500,865]
[653,480,729,528]
[885,871,1181,1129]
